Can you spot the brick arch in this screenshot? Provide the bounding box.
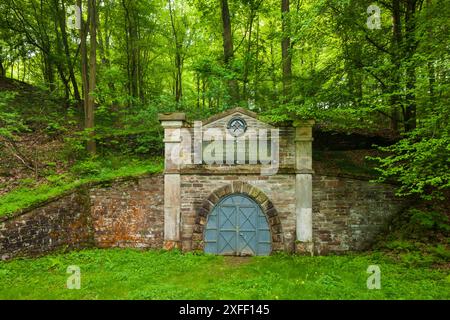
[191,181,283,252]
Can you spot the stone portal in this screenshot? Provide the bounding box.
[159,108,314,255]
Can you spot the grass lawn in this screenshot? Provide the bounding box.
[0,249,449,300]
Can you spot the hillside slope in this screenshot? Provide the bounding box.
[1,77,388,213]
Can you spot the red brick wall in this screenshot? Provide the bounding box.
[90,175,164,248]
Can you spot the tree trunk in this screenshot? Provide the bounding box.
[404,0,417,132]
[196,73,200,109]
[97,8,107,65]
[78,0,89,118]
[175,50,182,103]
[122,0,139,100]
[122,0,131,98]
[0,60,4,78]
[137,20,145,102]
[221,0,233,65]
[58,0,81,102]
[87,0,97,154]
[56,62,70,101]
[389,0,403,134]
[22,59,26,82]
[0,46,4,78]
[43,49,55,90]
[52,4,71,102]
[221,0,239,104]
[130,8,139,99]
[426,0,435,103]
[281,0,292,99]
[270,41,277,98]
[253,14,260,106]
[242,8,255,101]
[202,77,206,109]
[168,0,183,103]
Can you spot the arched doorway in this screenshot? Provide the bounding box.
[204,193,271,256]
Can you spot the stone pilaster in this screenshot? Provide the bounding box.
[293,120,315,255]
[159,113,185,250]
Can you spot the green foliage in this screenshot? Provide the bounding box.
[95,66,133,110]
[375,205,450,267]
[380,207,450,243]
[379,240,450,268]
[70,159,103,176]
[63,130,91,161]
[384,240,417,252]
[409,209,450,234]
[134,132,164,155]
[44,113,68,137]
[0,91,28,140]
[371,118,450,200]
[431,245,450,261]
[373,203,450,268]
[399,251,436,267]
[0,249,449,300]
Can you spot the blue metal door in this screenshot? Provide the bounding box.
[204,194,271,256]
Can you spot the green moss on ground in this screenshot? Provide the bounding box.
[0,157,163,218]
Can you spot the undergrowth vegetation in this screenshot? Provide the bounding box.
[375,206,450,267]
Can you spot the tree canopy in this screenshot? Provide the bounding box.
[0,0,449,201]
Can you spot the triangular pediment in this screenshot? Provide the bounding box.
[203,107,273,129]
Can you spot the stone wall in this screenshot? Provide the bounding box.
[0,175,164,260]
[0,188,93,260]
[180,173,407,254]
[312,175,407,254]
[0,173,407,260]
